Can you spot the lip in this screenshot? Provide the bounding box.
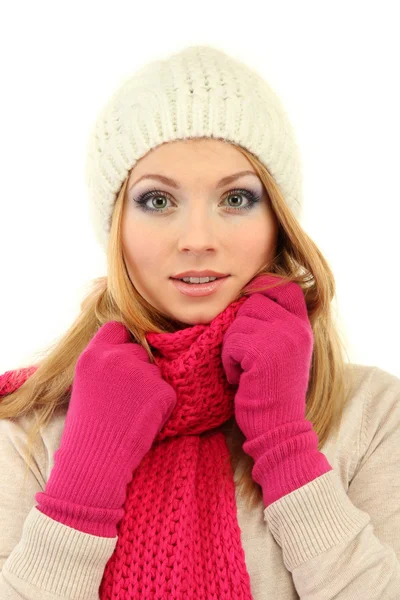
[171,270,229,279]
[170,275,230,297]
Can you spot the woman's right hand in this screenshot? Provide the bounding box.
[35,321,177,537]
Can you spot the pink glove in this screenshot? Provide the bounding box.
[35,321,177,537]
[221,275,332,507]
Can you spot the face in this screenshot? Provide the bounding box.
[121,138,279,327]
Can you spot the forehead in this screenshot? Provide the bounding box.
[128,138,257,187]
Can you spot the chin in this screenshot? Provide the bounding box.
[170,303,231,327]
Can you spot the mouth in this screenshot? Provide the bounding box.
[170,276,229,281]
[169,275,231,297]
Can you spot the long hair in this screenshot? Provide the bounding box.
[0,141,353,512]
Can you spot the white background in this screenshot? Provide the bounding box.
[0,1,399,378]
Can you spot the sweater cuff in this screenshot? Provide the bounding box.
[263,469,371,571]
[2,506,117,599]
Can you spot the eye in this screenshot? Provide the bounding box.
[132,187,262,214]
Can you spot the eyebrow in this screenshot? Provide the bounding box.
[128,170,260,191]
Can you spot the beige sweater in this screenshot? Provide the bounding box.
[0,362,399,599]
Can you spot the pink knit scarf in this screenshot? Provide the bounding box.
[99,294,253,599]
[0,294,255,599]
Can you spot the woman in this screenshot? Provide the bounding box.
[0,44,399,599]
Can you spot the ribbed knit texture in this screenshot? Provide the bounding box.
[84,44,304,254]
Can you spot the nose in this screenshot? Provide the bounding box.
[176,206,218,253]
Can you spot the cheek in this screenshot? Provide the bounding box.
[122,224,145,272]
[123,230,166,274]
[233,226,276,261]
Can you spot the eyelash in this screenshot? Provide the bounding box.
[132,187,261,214]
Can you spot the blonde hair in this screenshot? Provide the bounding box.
[0,141,353,513]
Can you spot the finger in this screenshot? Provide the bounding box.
[90,321,133,347]
[242,281,309,322]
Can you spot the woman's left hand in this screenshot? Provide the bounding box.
[221,274,332,505]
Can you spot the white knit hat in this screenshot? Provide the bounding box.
[84,44,304,253]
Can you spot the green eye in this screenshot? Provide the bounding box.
[133,187,261,214]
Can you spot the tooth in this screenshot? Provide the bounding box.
[181,276,216,283]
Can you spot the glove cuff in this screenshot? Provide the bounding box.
[243,422,333,507]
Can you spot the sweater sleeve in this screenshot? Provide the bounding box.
[263,366,400,599]
[0,415,118,599]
